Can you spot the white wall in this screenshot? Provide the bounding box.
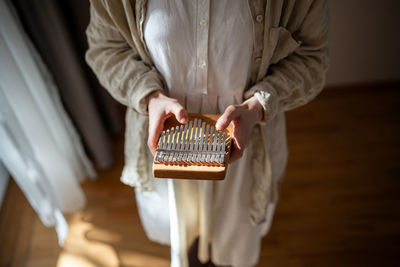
[326,0,400,85]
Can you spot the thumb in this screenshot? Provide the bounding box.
[216,105,239,130]
[169,102,188,124]
[148,116,165,155]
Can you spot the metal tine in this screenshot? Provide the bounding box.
[217,131,223,165]
[155,130,165,162]
[162,130,168,150]
[183,121,194,163]
[213,130,220,165]
[213,129,218,163]
[190,119,198,163]
[164,130,169,163]
[220,132,227,165]
[196,121,206,163]
[191,119,201,163]
[169,126,176,163]
[211,129,218,164]
[194,121,201,163]
[163,129,172,163]
[183,120,193,163]
[200,124,210,164]
[160,129,166,163]
[179,124,185,163]
[167,127,175,163]
[174,125,183,164]
[218,132,225,164]
[156,119,228,166]
[204,126,214,164]
[178,123,188,163]
[174,125,181,162]
[197,120,203,163]
[193,119,200,163]
[187,118,198,163]
[186,120,196,163]
[169,126,179,163]
[154,131,161,162]
[164,127,173,163]
[172,125,183,164]
[209,128,218,164]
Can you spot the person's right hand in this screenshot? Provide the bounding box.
[147,91,188,155]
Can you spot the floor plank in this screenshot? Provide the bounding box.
[0,84,399,267]
[0,180,35,267]
[259,84,400,267]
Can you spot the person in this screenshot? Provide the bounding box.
[85,1,329,266]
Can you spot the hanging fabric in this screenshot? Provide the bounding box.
[0,0,95,244]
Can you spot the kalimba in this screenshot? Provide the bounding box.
[152,114,232,180]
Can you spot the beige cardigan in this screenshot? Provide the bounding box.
[85,0,329,225]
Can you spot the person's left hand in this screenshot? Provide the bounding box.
[216,96,263,163]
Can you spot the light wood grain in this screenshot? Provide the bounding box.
[153,114,233,180]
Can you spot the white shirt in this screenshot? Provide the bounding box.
[142,0,253,114]
[136,1,276,267]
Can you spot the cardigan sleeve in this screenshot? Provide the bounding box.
[245,0,330,123]
[85,0,166,114]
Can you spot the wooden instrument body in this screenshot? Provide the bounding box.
[152,114,232,180]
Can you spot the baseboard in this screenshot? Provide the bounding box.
[324,80,400,91]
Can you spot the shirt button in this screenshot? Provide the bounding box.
[200,20,208,27]
[256,14,263,23]
[198,60,207,68]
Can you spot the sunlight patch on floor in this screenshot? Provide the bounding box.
[56,212,120,266]
[56,254,98,267]
[55,211,170,267]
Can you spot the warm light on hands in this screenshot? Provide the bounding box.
[147,92,262,161]
[216,96,263,163]
[147,91,188,155]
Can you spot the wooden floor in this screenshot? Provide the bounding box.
[1,83,400,267]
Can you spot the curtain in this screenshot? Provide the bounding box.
[0,162,8,208]
[11,0,123,170]
[0,0,95,244]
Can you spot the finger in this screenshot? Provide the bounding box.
[229,141,244,163]
[147,116,165,156]
[231,121,248,151]
[168,101,188,124]
[216,105,240,130]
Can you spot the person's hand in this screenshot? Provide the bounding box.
[147,91,188,155]
[216,96,263,163]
